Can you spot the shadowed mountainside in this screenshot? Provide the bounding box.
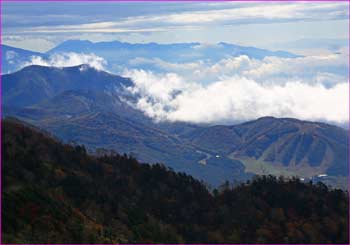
[2,65,348,188]
[3,118,348,243]
[184,117,348,177]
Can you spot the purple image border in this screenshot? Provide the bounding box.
[0,0,349,244]
[0,0,349,1]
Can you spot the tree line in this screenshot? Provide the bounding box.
[2,118,349,243]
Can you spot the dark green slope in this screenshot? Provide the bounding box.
[2,65,249,187]
[184,117,348,180]
[3,65,348,188]
[2,119,348,244]
[12,107,248,187]
[9,89,149,123]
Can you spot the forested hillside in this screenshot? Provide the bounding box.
[2,118,348,243]
[4,65,348,188]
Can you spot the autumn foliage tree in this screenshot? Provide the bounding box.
[2,118,349,243]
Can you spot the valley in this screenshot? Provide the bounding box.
[2,64,348,188]
[3,118,348,243]
[2,2,349,244]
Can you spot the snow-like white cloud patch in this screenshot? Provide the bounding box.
[23,52,107,70]
[123,52,349,125]
[6,50,18,60]
[128,53,348,87]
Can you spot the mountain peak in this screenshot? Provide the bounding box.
[256,116,277,121]
[47,40,93,53]
[58,39,93,45]
[16,64,99,74]
[3,64,132,107]
[47,40,299,60]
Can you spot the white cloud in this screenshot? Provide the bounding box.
[169,78,348,124]
[5,50,18,60]
[6,50,19,65]
[17,2,349,34]
[123,50,349,125]
[23,52,107,70]
[12,39,348,125]
[127,52,348,87]
[123,69,199,120]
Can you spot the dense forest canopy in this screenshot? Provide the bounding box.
[2,118,349,243]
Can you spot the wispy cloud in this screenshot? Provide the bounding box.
[127,51,348,86]
[123,69,348,125]
[7,2,348,34]
[3,2,348,52]
[122,49,349,125]
[23,53,107,70]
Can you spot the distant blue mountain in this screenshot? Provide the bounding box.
[2,41,300,74]
[2,64,132,107]
[274,38,348,52]
[1,45,46,74]
[48,40,299,60]
[48,40,300,70]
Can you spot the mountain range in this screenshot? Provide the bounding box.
[3,64,348,188]
[2,40,300,74]
[2,44,45,74]
[4,118,348,243]
[48,39,299,63]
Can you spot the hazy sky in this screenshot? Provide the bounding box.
[3,1,349,52]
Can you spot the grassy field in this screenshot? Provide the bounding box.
[229,155,329,178]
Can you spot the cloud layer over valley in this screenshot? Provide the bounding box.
[8,41,348,126]
[123,51,349,125]
[23,52,107,70]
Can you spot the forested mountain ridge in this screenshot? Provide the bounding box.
[2,118,349,243]
[2,65,251,187]
[184,116,348,178]
[2,64,132,107]
[2,65,348,188]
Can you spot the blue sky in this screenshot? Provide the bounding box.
[3,2,349,52]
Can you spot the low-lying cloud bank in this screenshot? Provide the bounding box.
[20,50,349,125]
[123,52,349,125]
[124,70,348,125]
[128,52,348,87]
[23,52,107,70]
